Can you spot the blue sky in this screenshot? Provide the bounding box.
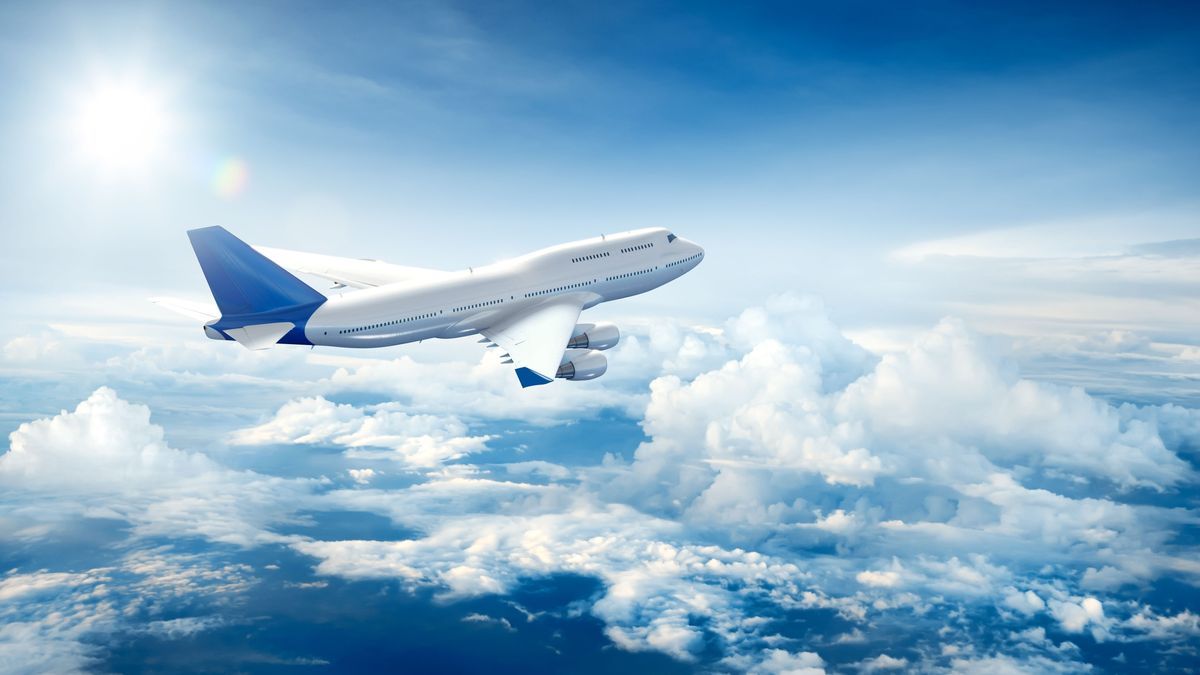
[1,2,1199,673]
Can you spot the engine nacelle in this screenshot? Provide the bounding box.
[567,322,620,351]
[556,348,608,381]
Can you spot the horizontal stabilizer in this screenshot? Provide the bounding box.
[225,322,295,350]
[150,297,219,322]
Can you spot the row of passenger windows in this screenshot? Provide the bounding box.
[665,253,702,267]
[606,266,658,281]
[525,280,596,298]
[454,298,503,312]
[340,311,441,334]
[344,269,666,336]
[571,252,611,263]
[620,242,654,253]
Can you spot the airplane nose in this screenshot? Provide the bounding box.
[671,236,704,267]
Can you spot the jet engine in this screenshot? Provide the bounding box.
[567,322,620,351]
[556,348,608,381]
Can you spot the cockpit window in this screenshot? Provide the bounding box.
[667,233,677,243]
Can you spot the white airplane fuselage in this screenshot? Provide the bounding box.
[298,227,704,348]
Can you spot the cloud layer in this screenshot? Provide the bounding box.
[2,295,1197,672]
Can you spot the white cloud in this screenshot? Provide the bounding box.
[1080,565,1141,591]
[1001,588,1046,616]
[1048,597,1107,636]
[946,653,1092,674]
[3,333,74,364]
[747,649,826,675]
[812,509,861,535]
[1122,608,1200,641]
[856,570,902,589]
[601,309,1195,567]
[611,338,883,527]
[857,654,907,672]
[0,570,104,603]
[231,396,490,468]
[836,318,1191,489]
[723,294,874,391]
[461,612,515,632]
[0,387,321,547]
[504,460,572,480]
[0,387,219,491]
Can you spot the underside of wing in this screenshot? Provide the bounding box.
[481,297,585,387]
[254,246,452,289]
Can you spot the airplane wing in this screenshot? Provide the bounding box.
[481,297,585,387]
[254,246,452,289]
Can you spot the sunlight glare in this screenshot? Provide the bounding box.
[71,80,171,173]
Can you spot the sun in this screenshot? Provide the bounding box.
[70,80,171,173]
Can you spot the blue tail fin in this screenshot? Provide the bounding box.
[187,226,326,317]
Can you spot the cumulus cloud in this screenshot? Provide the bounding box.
[606,337,884,526]
[746,649,826,675]
[1048,597,1108,638]
[231,396,490,467]
[723,294,874,392]
[0,387,219,490]
[857,653,907,672]
[0,387,321,547]
[1002,588,1046,616]
[856,569,902,589]
[837,318,1191,489]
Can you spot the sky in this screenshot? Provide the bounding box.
[1,1,1199,673]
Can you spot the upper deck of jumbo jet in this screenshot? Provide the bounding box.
[507,227,700,265]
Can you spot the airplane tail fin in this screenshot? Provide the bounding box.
[187,226,326,317]
[186,226,326,349]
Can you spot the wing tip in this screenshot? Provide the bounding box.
[515,367,554,388]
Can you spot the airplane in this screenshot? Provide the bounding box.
[153,227,704,387]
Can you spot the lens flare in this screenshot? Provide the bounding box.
[213,157,250,199]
